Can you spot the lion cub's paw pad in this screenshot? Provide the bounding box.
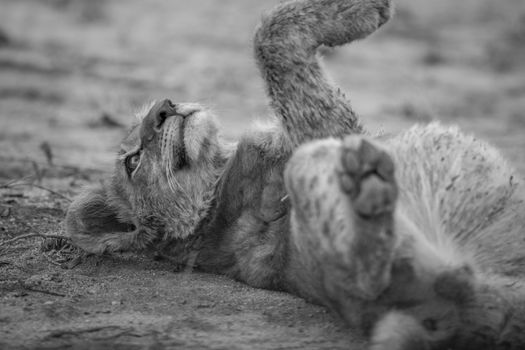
[434,266,475,304]
[339,137,397,217]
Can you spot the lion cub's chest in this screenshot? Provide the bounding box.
[221,141,290,221]
[200,140,292,289]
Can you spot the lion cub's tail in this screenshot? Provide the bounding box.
[254,0,392,146]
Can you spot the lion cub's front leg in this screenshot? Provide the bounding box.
[285,135,398,304]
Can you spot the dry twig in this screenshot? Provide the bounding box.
[0,233,70,250]
[46,325,135,340]
[0,155,102,174]
[18,280,66,297]
[1,181,72,202]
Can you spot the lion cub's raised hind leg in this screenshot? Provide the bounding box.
[338,137,398,297]
[285,135,398,308]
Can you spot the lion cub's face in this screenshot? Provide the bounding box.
[66,99,225,253]
[117,99,219,193]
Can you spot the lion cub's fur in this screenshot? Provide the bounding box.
[64,0,525,349]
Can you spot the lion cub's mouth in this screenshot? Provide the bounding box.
[157,102,213,173]
[162,111,194,170]
[178,116,189,168]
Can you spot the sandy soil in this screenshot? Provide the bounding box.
[1,0,525,349]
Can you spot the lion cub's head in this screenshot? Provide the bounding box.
[65,99,228,253]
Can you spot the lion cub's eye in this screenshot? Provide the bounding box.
[125,153,141,176]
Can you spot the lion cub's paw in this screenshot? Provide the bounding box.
[329,0,393,45]
[349,0,393,36]
[339,136,397,218]
[372,0,394,28]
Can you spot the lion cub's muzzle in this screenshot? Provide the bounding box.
[140,99,192,142]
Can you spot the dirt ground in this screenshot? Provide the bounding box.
[1,0,525,349]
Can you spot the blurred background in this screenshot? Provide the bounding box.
[0,0,524,185]
[0,1,524,347]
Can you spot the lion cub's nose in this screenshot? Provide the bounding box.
[140,99,178,142]
[151,99,178,132]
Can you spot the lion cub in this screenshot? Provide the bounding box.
[64,0,525,349]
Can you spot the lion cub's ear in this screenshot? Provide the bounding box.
[65,183,135,253]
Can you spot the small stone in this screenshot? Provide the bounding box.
[0,206,10,218]
[196,303,212,309]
